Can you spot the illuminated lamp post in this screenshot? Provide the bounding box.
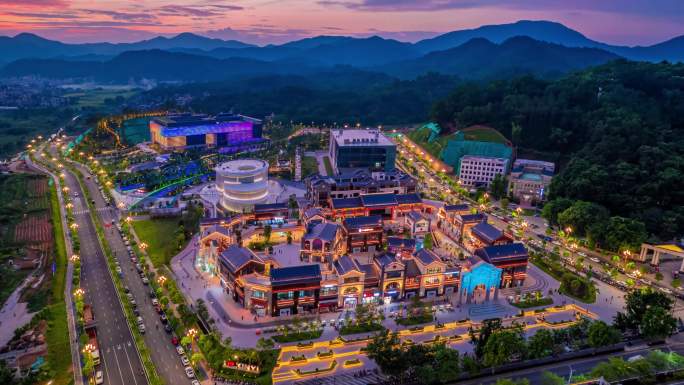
[74,288,84,298]
[70,254,80,262]
[157,275,167,286]
[70,223,79,230]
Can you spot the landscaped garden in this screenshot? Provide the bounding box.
[394,296,434,326]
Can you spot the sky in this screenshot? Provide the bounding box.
[0,0,682,46]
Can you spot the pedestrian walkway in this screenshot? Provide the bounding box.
[293,371,385,385]
[468,303,509,318]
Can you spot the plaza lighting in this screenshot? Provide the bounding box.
[88,156,94,160]
[187,328,198,339]
[51,157,58,162]
[74,288,84,297]
[58,163,64,169]
[79,152,85,156]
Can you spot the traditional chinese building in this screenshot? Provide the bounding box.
[405,211,431,236]
[475,243,529,288]
[330,193,423,221]
[342,215,384,253]
[332,255,365,309]
[270,264,322,316]
[373,253,405,302]
[300,222,343,267]
[467,221,512,251]
[387,237,416,258]
[413,249,447,298]
[453,213,486,241]
[217,245,266,303]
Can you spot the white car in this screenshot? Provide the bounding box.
[138,324,145,334]
[578,252,587,257]
[176,346,185,355]
[590,257,600,263]
[181,355,190,366]
[191,381,200,385]
[184,367,195,378]
[95,370,103,384]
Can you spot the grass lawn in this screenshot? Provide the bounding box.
[407,126,454,158]
[462,125,508,144]
[323,156,334,176]
[301,156,318,178]
[132,218,182,267]
[44,303,72,385]
[50,182,67,302]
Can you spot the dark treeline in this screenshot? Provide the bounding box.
[141,71,460,126]
[431,60,684,244]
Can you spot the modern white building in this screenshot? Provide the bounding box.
[216,159,269,212]
[458,155,509,188]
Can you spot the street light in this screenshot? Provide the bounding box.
[70,223,79,230]
[65,203,73,209]
[125,216,132,223]
[70,254,80,262]
[139,242,148,250]
[118,202,126,209]
[187,328,198,339]
[74,288,84,298]
[157,275,167,285]
[565,227,573,235]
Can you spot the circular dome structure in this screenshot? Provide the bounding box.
[216,159,269,212]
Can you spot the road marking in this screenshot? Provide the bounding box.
[102,349,113,385]
[111,343,127,385]
[122,342,140,385]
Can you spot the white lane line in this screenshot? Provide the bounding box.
[112,343,126,385]
[122,342,140,385]
[102,349,113,385]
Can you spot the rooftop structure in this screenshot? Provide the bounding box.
[215,159,269,212]
[306,168,416,207]
[329,129,397,174]
[150,113,265,151]
[440,127,513,176]
[510,159,555,205]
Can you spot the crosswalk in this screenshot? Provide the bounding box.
[293,373,385,385]
[73,207,111,215]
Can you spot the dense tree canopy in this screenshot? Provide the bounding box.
[432,60,684,241]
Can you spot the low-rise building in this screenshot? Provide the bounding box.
[467,221,512,250]
[342,215,384,253]
[270,264,322,316]
[458,155,509,188]
[217,245,266,304]
[387,237,416,258]
[509,159,555,205]
[329,192,424,221]
[300,222,343,267]
[475,243,529,288]
[329,129,397,173]
[405,211,431,236]
[333,255,365,309]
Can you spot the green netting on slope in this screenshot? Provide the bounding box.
[440,134,513,173]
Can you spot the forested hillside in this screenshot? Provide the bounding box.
[431,60,684,246]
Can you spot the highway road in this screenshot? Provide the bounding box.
[69,160,190,385]
[37,144,148,385]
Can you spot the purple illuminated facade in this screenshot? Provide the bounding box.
[150,113,266,151]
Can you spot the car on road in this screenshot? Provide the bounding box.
[191,380,200,385]
[171,337,179,346]
[115,266,122,274]
[181,355,190,366]
[578,252,587,257]
[133,308,140,316]
[164,323,172,333]
[95,370,103,385]
[160,312,168,324]
[126,293,134,301]
[590,257,600,263]
[136,316,144,325]
[176,346,185,355]
[184,367,195,378]
[124,286,130,293]
[138,324,146,334]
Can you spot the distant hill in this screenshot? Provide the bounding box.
[1,20,683,68]
[415,20,684,62]
[0,32,253,64]
[383,37,622,79]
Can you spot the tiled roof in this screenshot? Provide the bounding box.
[361,193,397,207]
[459,213,486,223]
[404,259,421,278]
[471,222,505,244]
[443,204,469,212]
[406,211,425,222]
[333,255,361,275]
[254,202,288,213]
[303,207,323,219]
[303,223,339,242]
[374,253,401,268]
[414,248,441,266]
[270,264,321,285]
[343,215,383,230]
[359,264,379,283]
[331,197,363,209]
[387,237,416,249]
[395,193,422,204]
[475,243,529,264]
[219,245,262,274]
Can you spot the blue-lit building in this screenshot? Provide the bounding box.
[150,113,266,151]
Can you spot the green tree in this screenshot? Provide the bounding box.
[540,371,565,385]
[557,200,609,236]
[366,330,408,379]
[482,326,526,367]
[614,288,674,334]
[469,318,503,359]
[587,320,622,348]
[494,378,530,385]
[423,232,434,250]
[500,198,510,211]
[541,198,573,226]
[82,351,94,377]
[640,306,677,342]
[489,173,507,200]
[263,224,272,243]
[527,328,555,359]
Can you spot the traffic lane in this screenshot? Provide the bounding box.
[74,164,188,385]
[61,166,146,385]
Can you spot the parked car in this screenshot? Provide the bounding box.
[184,367,195,378]
[164,323,172,333]
[160,313,168,324]
[181,355,190,366]
[590,257,600,263]
[176,346,185,355]
[142,277,149,285]
[138,324,146,334]
[95,370,103,385]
